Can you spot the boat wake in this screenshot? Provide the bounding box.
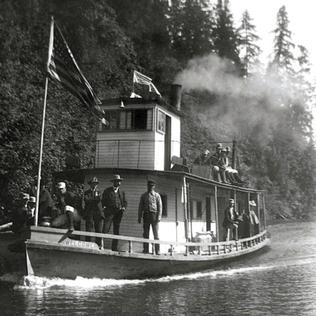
[3,252,315,290]
[12,266,272,290]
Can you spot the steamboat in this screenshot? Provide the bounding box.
[25,84,270,280]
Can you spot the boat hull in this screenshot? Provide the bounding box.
[26,237,270,280]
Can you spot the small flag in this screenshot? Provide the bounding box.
[133,70,161,96]
[47,17,107,125]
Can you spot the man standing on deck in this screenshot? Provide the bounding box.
[12,193,29,237]
[138,179,162,255]
[223,198,239,241]
[83,177,104,247]
[102,175,127,251]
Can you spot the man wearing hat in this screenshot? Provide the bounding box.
[222,198,239,241]
[53,182,78,232]
[83,177,104,247]
[249,200,260,235]
[101,175,127,251]
[194,149,210,166]
[138,179,162,255]
[27,196,36,225]
[210,143,227,183]
[12,192,29,236]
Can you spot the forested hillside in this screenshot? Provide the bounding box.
[0,0,315,220]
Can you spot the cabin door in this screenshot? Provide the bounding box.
[164,115,171,170]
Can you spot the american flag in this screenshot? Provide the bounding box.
[133,70,161,96]
[47,17,107,125]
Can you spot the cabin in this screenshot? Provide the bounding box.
[56,85,266,254]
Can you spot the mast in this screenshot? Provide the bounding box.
[34,16,54,226]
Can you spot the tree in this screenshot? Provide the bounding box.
[237,10,261,77]
[107,0,176,85]
[0,0,138,207]
[168,0,214,63]
[213,0,241,73]
[270,5,295,74]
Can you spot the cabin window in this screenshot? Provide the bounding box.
[160,194,168,218]
[101,109,153,131]
[157,110,166,133]
[190,200,203,219]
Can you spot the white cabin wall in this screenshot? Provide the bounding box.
[171,115,181,158]
[154,132,165,170]
[154,106,181,171]
[84,171,187,253]
[96,131,155,170]
[188,185,217,239]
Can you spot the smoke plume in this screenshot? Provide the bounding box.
[175,54,306,146]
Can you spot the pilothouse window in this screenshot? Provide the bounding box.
[101,109,153,131]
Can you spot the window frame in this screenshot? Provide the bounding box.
[156,109,166,134]
[100,109,153,132]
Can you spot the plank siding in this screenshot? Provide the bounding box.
[95,131,155,169]
[154,106,181,170]
[83,171,187,253]
[188,184,217,239]
[82,170,221,252]
[171,115,181,158]
[154,132,165,170]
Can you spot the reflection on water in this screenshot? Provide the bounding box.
[1,222,316,315]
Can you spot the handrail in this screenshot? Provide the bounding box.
[30,226,267,249]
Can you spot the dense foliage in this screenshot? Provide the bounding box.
[0,0,315,220]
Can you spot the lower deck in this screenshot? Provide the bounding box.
[55,168,266,253]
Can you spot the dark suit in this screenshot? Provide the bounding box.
[223,205,238,241]
[39,188,54,218]
[101,187,127,251]
[83,188,104,246]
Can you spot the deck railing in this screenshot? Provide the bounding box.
[29,226,268,257]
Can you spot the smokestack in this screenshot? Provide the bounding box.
[170,84,182,111]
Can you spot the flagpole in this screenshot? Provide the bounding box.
[34,77,49,226]
[34,16,54,226]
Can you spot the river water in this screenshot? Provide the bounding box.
[0,221,316,316]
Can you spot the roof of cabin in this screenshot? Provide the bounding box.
[54,168,264,193]
[101,97,182,117]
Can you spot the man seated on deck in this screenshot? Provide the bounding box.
[222,146,246,186]
[194,149,210,166]
[51,182,81,232]
[210,143,227,183]
[222,198,239,241]
[138,179,162,255]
